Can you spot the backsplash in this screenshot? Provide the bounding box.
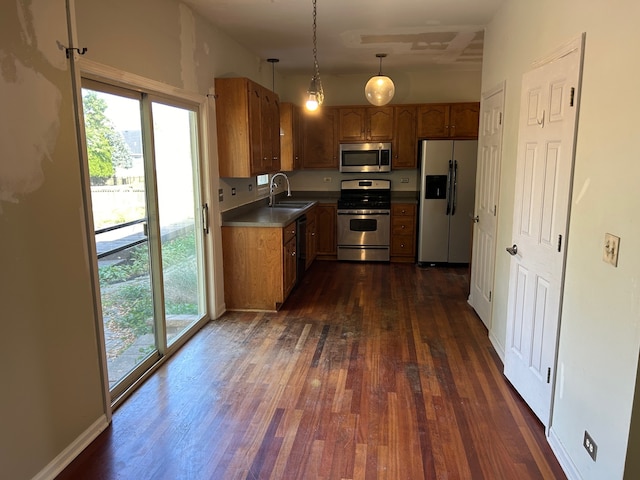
[218,169,418,212]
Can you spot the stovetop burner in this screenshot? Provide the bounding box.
[338,179,391,210]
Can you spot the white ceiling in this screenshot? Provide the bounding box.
[182,0,505,75]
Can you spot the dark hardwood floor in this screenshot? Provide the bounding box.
[58,261,566,479]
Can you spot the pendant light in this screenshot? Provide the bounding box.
[365,53,395,106]
[305,0,324,111]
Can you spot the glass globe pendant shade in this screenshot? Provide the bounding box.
[305,75,324,111]
[365,75,395,106]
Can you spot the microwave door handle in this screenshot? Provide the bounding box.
[446,160,452,215]
[378,145,382,171]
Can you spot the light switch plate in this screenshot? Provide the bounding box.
[603,233,620,267]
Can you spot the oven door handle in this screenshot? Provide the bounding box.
[337,211,390,215]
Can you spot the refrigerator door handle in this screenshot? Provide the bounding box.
[446,160,453,214]
[451,160,458,216]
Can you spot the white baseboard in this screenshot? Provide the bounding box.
[32,414,110,480]
[548,426,582,480]
[489,329,505,363]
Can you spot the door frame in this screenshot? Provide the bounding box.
[72,58,217,412]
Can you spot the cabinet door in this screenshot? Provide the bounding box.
[262,89,281,173]
[450,102,480,138]
[368,106,394,141]
[305,207,317,268]
[283,235,297,297]
[315,204,337,255]
[280,102,303,171]
[392,105,417,168]
[303,107,339,169]
[248,84,264,174]
[306,219,317,269]
[339,107,366,141]
[417,104,450,138]
[293,104,304,169]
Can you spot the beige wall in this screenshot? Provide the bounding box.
[483,1,640,478]
[0,1,105,478]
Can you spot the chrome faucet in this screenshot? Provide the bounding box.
[269,172,292,207]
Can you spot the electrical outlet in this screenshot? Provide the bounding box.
[400,177,409,183]
[583,430,597,461]
[603,233,620,266]
[218,188,224,202]
[231,187,236,196]
[323,177,332,183]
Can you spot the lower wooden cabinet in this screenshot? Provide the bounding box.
[222,221,297,310]
[391,203,417,262]
[315,203,337,257]
[305,206,318,269]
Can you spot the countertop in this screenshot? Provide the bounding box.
[221,200,318,228]
[221,190,419,228]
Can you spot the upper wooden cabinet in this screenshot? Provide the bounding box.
[302,107,339,169]
[214,77,281,177]
[392,105,418,169]
[417,102,480,139]
[338,106,394,142]
[280,102,303,171]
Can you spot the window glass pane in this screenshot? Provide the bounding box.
[82,87,157,392]
[152,101,206,345]
[257,173,269,186]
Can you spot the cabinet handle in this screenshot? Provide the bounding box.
[291,251,296,257]
[401,225,406,229]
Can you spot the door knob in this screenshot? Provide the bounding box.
[506,244,518,256]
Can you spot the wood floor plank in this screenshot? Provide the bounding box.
[57,262,566,480]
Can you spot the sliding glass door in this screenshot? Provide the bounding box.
[82,80,206,400]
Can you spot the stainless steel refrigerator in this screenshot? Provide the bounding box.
[417,140,478,265]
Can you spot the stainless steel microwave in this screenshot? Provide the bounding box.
[339,142,392,173]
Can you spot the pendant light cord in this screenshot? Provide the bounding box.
[312,0,319,78]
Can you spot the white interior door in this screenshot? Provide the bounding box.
[504,37,583,426]
[469,84,505,329]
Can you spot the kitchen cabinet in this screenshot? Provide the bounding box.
[280,102,303,171]
[338,106,394,142]
[392,105,418,169]
[305,206,318,269]
[214,77,281,177]
[390,203,416,262]
[302,107,339,169]
[315,203,337,257]
[417,102,479,139]
[221,221,297,310]
[283,223,297,299]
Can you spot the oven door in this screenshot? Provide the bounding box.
[337,209,390,261]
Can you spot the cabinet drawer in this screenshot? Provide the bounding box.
[283,221,297,244]
[392,217,415,235]
[392,204,416,217]
[391,235,415,256]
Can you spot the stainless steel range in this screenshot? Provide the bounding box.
[337,179,391,262]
